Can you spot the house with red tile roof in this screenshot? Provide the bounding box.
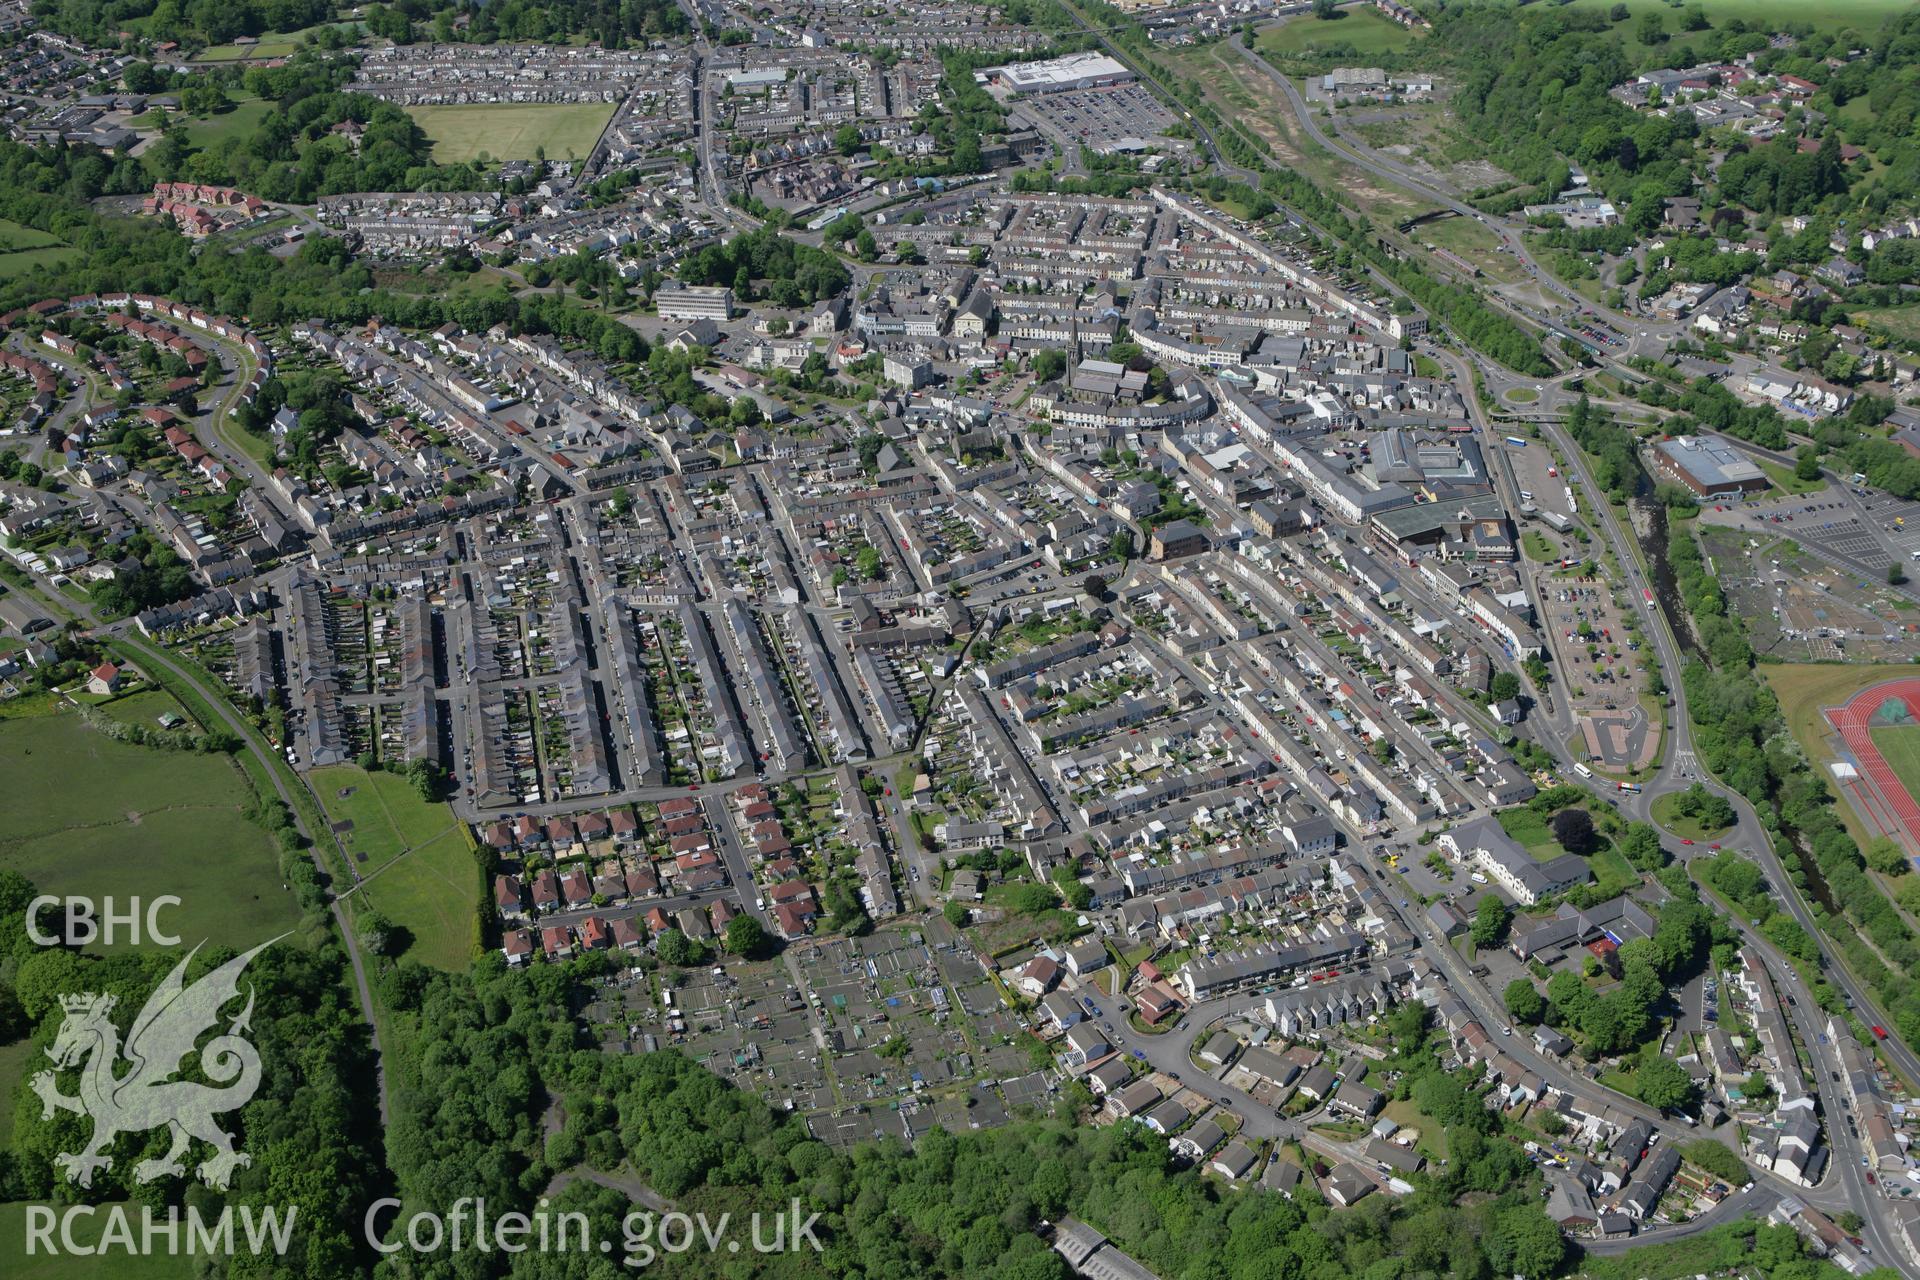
[502,928,533,966]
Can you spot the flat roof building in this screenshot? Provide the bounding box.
[1649,435,1768,497]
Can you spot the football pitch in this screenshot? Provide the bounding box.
[1869,724,1920,816]
[407,103,615,163]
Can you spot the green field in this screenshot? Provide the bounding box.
[0,219,77,280]
[309,764,463,875]
[194,38,300,60]
[1258,7,1423,59]
[1871,724,1920,814]
[1851,304,1920,345]
[0,712,298,952]
[407,103,615,163]
[96,688,188,730]
[1765,663,1916,764]
[354,833,481,971]
[1562,0,1909,41]
[182,98,274,149]
[0,1202,194,1280]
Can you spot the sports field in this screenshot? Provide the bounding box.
[310,763,463,874]
[1870,725,1920,817]
[310,764,478,969]
[0,712,297,951]
[1259,7,1423,59]
[353,835,482,971]
[407,103,615,163]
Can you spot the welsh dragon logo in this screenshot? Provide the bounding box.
[29,938,281,1191]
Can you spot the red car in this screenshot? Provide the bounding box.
[1873,1025,1888,1040]
[1681,839,1694,846]
[1709,843,1721,850]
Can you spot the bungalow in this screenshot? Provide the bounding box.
[1210,1142,1258,1181]
[1171,1118,1225,1162]
[1324,1164,1376,1207]
[1086,1057,1131,1096]
[1108,1080,1162,1119]
[87,662,123,695]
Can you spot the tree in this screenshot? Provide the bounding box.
[1550,808,1599,856]
[1109,529,1135,561]
[1489,671,1522,703]
[1892,562,1908,586]
[725,915,769,958]
[1794,446,1822,482]
[1485,1205,1565,1279]
[1051,865,1093,911]
[1371,738,1394,765]
[1864,836,1910,877]
[1082,573,1109,604]
[1504,978,1546,1025]
[1621,822,1667,870]
[1470,894,1511,948]
[1312,0,1337,17]
[358,910,396,957]
[1636,1055,1698,1112]
[943,900,969,928]
[833,123,863,155]
[656,928,706,966]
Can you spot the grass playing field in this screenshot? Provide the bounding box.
[309,763,463,875]
[181,98,275,149]
[1258,7,1423,59]
[1870,725,1920,814]
[352,835,482,972]
[0,712,298,952]
[308,763,478,968]
[406,103,615,164]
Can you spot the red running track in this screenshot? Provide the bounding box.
[1827,677,1920,847]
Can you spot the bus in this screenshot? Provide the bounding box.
[1572,762,1593,780]
[1505,436,1527,447]
[1617,782,1643,794]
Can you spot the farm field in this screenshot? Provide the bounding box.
[0,711,296,951]
[1258,7,1424,59]
[407,103,615,163]
[309,763,463,876]
[0,218,78,280]
[1561,0,1908,42]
